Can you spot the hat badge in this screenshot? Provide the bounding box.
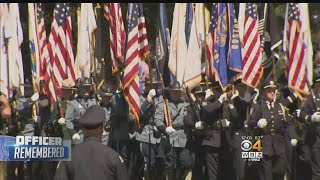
[270,81,274,85]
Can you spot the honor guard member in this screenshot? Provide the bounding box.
[200,81,229,180]
[228,79,252,180]
[136,77,165,180]
[300,73,320,180]
[51,79,77,138]
[54,105,129,180]
[154,81,193,180]
[183,84,207,180]
[97,84,113,145]
[249,79,291,180]
[65,77,97,144]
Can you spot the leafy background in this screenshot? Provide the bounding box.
[17,3,320,82]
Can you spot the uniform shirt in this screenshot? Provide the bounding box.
[54,137,129,180]
[154,99,189,148]
[136,95,163,144]
[65,98,97,131]
[101,106,111,145]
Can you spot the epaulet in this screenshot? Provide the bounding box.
[279,103,289,111]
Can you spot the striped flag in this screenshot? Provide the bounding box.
[284,3,312,96]
[239,3,263,88]
[104,3,126,76]
[48,3,76,100]
[28,3,49,93]
[123,3,150,127]
[206,3,218,82]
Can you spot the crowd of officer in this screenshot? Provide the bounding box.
[1,62,320,180]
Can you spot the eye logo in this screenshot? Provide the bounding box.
[241,140,252,151]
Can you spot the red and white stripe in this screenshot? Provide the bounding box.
[123,3,150,127]
[206,31,216,82]
[285,3,310,95]
[241,4,263,88]
[104,3,126,75]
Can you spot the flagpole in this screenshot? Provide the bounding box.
[5,38,10,98]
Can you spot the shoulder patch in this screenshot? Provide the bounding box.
[119,155,124,163]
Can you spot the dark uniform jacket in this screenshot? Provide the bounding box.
[54,137,129,180]
[300,93,320,148]
[249,99,291,156]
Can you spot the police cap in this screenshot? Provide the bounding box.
[99,84,113,96]
[191,85,206,95]
[263,79,277,89]
[78,105,105,129]
[80,77,92,87]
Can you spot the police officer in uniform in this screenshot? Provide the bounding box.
[65,77,97,144]
[228,79,252,180]
[136,77,165,180]
[97,84,113,145]
[54,105,129,180]
[183,84,207,180]
[199,81,229,180]
[300,73,320,180]
[154,81,193,180]
[249,79,291,180]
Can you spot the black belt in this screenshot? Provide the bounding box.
[172,124,184,130]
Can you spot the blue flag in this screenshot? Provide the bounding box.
[213,3,242,90]
[185,3,193,46]
[156,3,173,86]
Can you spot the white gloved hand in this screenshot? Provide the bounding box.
[201,101,208,107]
[218,93,228,103]
[58,118,66,126]
[195,121,204,130]
[148,89,156,100]
[311,112,320,122]
[291,139,298,147]
[257,118,268,128]
[205,89,213,100]
[231,90,239,100]
[165,126,176,135]
[293,92,298,98]
[221,119,231,128]
[72,133,81,144]
[295,109,301,118]
[243,91,251,103]
[31,93,39,102]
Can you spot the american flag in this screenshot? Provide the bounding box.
[241,3,263,88]
[206,3,218,82]
[36,3,47,78]
[123,3,150,127]
[285,3,311,96]
[104,3,126,76]
[47,3,76,101]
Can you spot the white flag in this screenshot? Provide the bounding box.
[0,3,9,96]
[183,3,205,89]
[75,3,97,79]
[6,3,24,96]
[168,3,188,85]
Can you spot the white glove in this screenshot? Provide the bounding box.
[218,93,228,103]
[243,91,251,103]
[205,89,213,100]
[165,126,176,135]
[201,101,208,107]
[58,118,66,126]
[257,118,267,128]
[31,93,39,102]
[148,89,156,100]
[291,139,298,147]
[195,121,204,130]
[295,109,301,118]
[72,133,81,144]
[311,112,320,122]
[221,119,231,128]
[231,90,239,100]
[293,92,298,98]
